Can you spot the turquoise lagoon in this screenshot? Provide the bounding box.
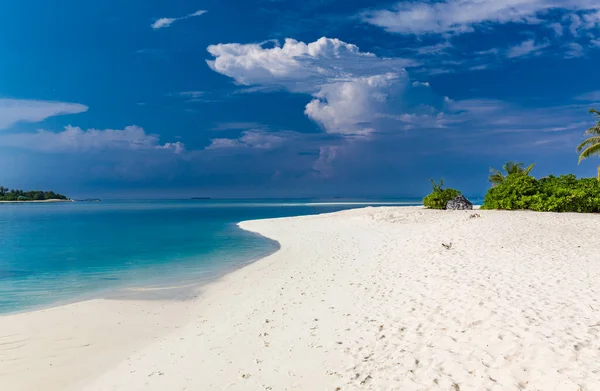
[0,199,418,313]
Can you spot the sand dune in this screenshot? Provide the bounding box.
[2,207,600,390]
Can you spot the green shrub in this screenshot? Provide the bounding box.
[423,179,461,209]
[482,174,600,212]
[0,187,68,201]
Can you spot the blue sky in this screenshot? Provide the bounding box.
[1,0,600,198]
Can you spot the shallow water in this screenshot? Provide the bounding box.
[0,199,420,313]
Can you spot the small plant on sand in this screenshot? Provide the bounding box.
[423,179,460,209]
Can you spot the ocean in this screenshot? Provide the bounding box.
[0,199,419,314]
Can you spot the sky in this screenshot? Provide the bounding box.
[1,0,600,198]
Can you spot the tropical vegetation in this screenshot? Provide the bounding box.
[482,174,600,212]
[475,108,600,213]
[0,187,69,201]
[423,179,460,209]
[577,108,600,180]
[488,162,535,186]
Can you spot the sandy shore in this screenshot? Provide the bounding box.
[1,207,600,390]
[0,199,72,203]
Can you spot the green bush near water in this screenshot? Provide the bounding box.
[423,179,461,209]
[482,174,600,213]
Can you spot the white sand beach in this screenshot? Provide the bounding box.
[1,207,600,390]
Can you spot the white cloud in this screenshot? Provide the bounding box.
[0,99,88,130]
[362,0,600,35]
[566,10,600,35]
[152,9,207,29]
[189,10,207,17]
[205,138,244,150]
[158,142,186,154]
[304,73,406,136]
[206,130,293,150]
[211,122,265,131]
[312,146,340,177]
[412,41,453,56]
[152,18,177,29]
[387,112,452,130]
[207,37,414,89]
[412,81,430,87]
[0,125,184,153]
[440,98,593,137]
[506,39,549,58]
[207,37,414,135]
[575,90,600,101]
[549,22,564,36]
[564,42,585,57]
[176,91,204,98]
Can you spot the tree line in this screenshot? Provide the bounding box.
[0,186,68,201]
[424,108,600,212]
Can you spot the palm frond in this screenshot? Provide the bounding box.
[576,136,600,153]
[584,124,600,136]
[503,162,518,175]
[578,143,600,163]
[429,178,444,192]
[523,163,535,175]
[488,167,505,184]
[584,109,600,135]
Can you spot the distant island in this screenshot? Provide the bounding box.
[0,186,70,202]
[74,198,101,202]
[191,197,211,200]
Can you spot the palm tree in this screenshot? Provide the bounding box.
[577,108,600,180]
[489,161,535,185]
[0,186,7,196]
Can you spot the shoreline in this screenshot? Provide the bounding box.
[0,199,72,203]
[0,244,278,317]
[0,219,284,391]
[2,206,600,390]
[0,221,279,317]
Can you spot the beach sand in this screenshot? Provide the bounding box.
[1,207,600,390]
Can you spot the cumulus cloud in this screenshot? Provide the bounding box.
[312,146,340,177]
[362,0,600,35]
[0,99,88,130]
[207,37,414,135]
[152,9,207,29]
[506,39,549,58]
[304,73,405,135]
[0,125,185,154]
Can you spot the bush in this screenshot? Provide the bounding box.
[423,179,461,209]
[482,174,600,212]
